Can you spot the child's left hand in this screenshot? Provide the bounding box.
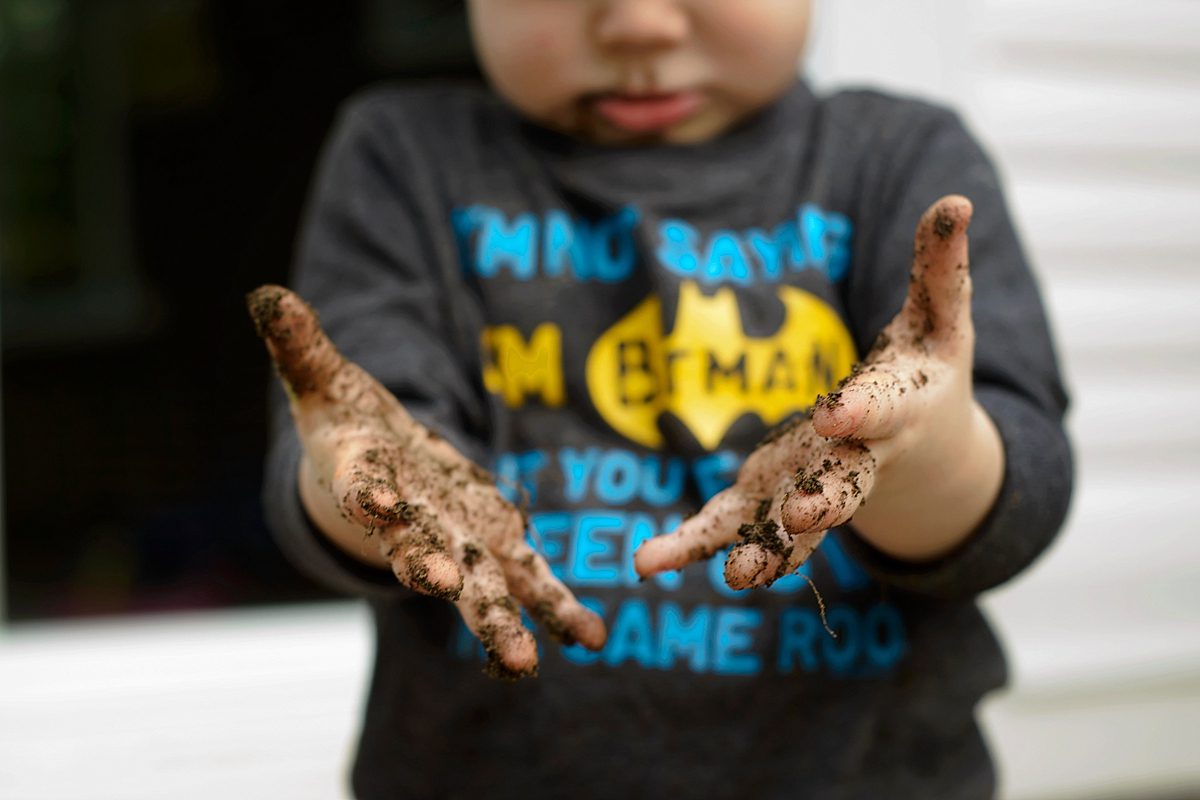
[634,195,1005,589]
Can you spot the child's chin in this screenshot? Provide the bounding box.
[574,108,737,147]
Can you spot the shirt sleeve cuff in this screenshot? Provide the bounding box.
[836,385,1073,600]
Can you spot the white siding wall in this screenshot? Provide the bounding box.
[810,1,1200,797]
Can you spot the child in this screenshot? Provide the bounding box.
[251,1,1071,797]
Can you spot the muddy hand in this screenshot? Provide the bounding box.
[634,196,977,589]
[248,286,606,678]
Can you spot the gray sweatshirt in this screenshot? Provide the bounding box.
[263,79,1072,800]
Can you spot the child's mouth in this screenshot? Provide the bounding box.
[591,90,704,134]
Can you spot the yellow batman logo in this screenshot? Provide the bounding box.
[586,282,857,450]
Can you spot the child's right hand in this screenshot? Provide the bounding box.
[247,286,606,678]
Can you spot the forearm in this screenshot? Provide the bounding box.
[849,399,1004,562]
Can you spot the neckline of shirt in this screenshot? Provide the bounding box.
[498,79,818,207]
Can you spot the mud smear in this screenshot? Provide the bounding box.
[462,542,483,570]
[737,519,788,556]
[908,272,935,347]
[933,209,956,240]
[733,498,797,587]
[384,505,462,601]
[793,469,825,496]
[475,595,519,621]
[403,525,458,599]
[247,285,285,339]
[530,598,576,646]
[245,285,329,396]
[815,391,843,411]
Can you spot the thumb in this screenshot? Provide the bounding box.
[903,195,974,353]
[247,285,344,399]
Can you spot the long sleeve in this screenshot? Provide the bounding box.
[262,90,489,597]
[836,98,1074,600]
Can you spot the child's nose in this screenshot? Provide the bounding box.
[595,0,690,52]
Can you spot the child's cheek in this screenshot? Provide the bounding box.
[516,28,573,80]
[704,2,810,72]
[497,27,584,114]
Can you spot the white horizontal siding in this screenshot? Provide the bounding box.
[1005,179,1200,252]
[981,0,1200,54]
[1046,277,1200,356]
[979,77,1200,153]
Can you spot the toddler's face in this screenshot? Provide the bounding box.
[467,0,811,145]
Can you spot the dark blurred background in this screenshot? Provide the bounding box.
[1,0,477,621]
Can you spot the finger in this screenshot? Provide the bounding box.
[496,540,607,651]
[454,542,540,680]
[779,442,875,535]
[722,490,792,590]
[723,476,831,590]
[633,488,760,577]
[377,513,464,601]
[726,443,875,590]
[329,437,466,597]
[812,364,911,440]
[331,438,412,528]
[725,527,830,590]
[776,529,830,579]
[246,284,344,398]
[904,195,974,349]
[423,474,604,651]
